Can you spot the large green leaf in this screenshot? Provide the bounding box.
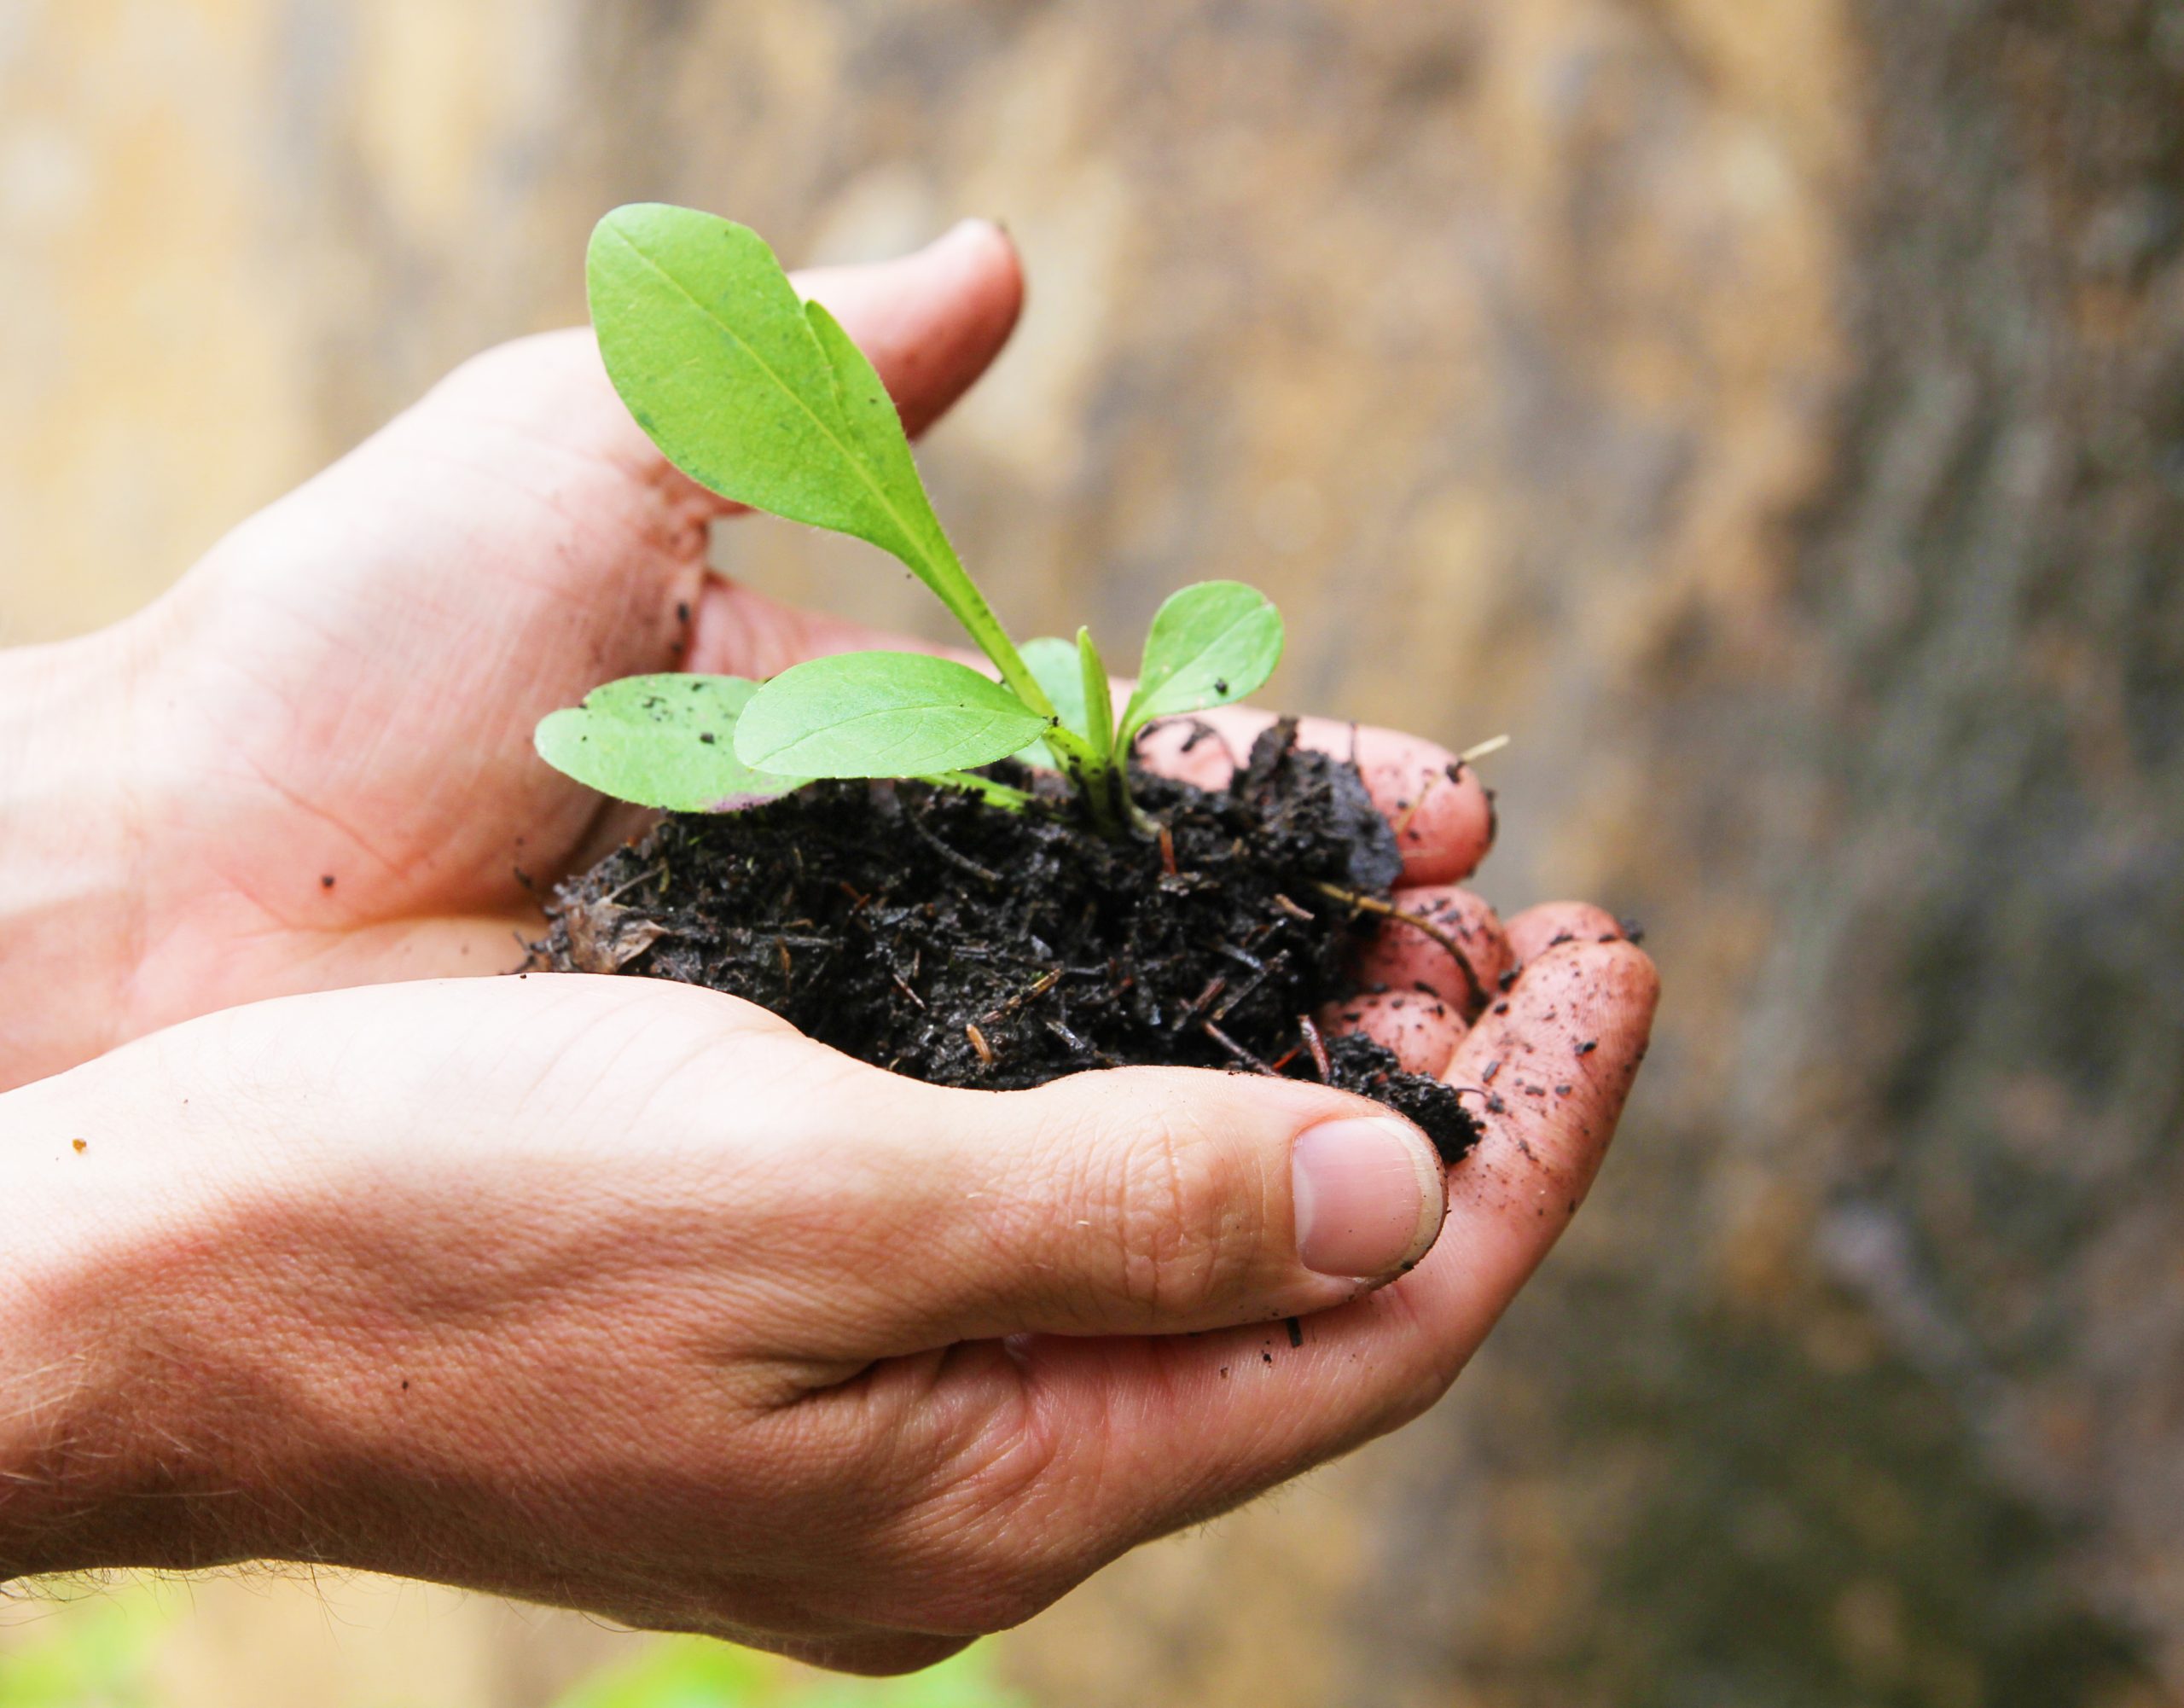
[535,676,808,810]
[1118,580,1285,741]
[735,652,1049,778]
[588,206,942,566]
[586,204,1056,722]
[1015,635,1088,770]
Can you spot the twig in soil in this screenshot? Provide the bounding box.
[1297,1014,1333,1083]
[1310,882,1490,1012]
[1216,943,1268,973]
[1213,950,1290,1023]
[903,806,1004,885]
[979,967,1064,1025]
[891,972,927,1010]
[964,1023,996,1066]
[1201,1020,1279,1076]
[599,862,668,906]
[1175,974,1228,1032]
[1272,893,1316,922]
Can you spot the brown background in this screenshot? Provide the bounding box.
[4,1,2182,1704]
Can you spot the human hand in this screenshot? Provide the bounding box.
[0,941,1653,1672]
[0,223,1024,1086]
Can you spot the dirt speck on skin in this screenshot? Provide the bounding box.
[537,722,1480,1162]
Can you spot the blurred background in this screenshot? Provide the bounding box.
[3,0,2182,1703]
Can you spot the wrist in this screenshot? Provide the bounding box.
[0,1054,267,1579]
[0,623,150,1088]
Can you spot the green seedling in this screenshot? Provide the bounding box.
[535,203,1284,834]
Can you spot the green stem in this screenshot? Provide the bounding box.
[920,537,1057,722]
[907,543,1150,839]
[920,770,1036,811]
[1034,726,1120,835]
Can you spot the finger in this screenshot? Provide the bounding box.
[849,1066,1450,1350]
[1347,885,1513,1019]
[1135,714,1496,885]
[1318,991,1464,1076]
[977,938,1658,1556]
[1504,901,1629,963]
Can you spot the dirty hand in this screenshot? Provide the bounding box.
[0,943,1653,1672]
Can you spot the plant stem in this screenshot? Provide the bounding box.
[908,536,1145,834]
[920,770,1036,811]
[920,537,1058,721]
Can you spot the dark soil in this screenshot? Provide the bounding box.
[535,721,1478,1162]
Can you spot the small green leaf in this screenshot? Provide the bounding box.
[735,652,1048,778]
[1016,636,1089,770]
[1119,580,1285,741]
[1077,627,1117,764]
[535,676,808,810]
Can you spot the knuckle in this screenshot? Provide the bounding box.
[1076,1083,1267,1322]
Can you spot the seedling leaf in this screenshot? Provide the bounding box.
[1119,580,1284,741]
[588,206,1050,716]
[1077,627,1117,764]
[1017,636,1089,770]
[535,675,807,810]
[736,652,1049,778]
[588,205,936,563]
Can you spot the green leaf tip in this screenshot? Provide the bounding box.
[534,674,809,811]
[735,652,1049,778]
[1121,580,1284,741]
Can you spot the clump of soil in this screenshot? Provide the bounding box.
[536,720,1478,1162]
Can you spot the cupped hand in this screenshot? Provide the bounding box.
[1,940,1652,1671]
[13,224,1023,1083]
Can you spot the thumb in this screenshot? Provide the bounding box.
[794,218,1024,440]
[863,1067,1449,1347]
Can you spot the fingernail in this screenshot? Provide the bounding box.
[1292,1117,1446,1279]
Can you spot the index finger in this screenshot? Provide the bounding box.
[1134,710,1497,886]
